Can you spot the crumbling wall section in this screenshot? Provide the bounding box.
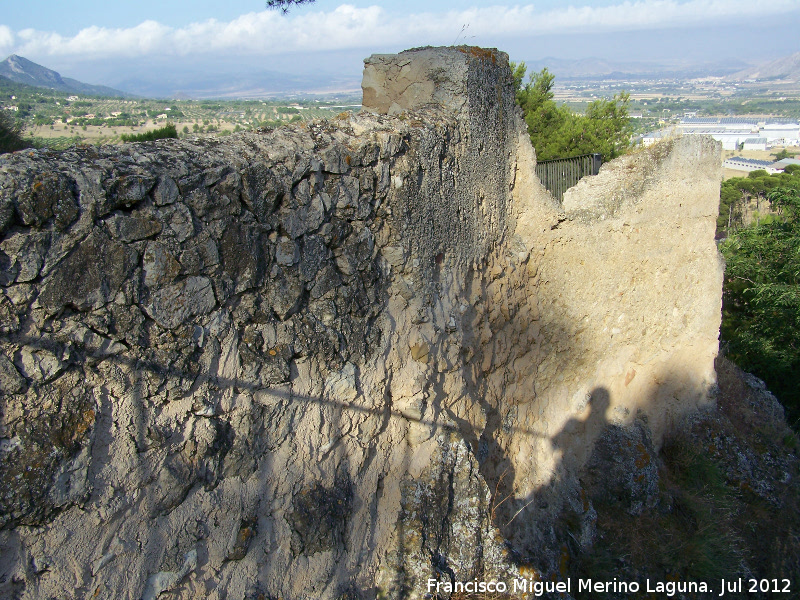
[469,135,724,564]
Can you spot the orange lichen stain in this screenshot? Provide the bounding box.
[580,487,590,511]
[558,543,570,576]
[54,408,97,449]
[268,349,277,357]
[457,46,498,64]
[518,563,539,580]
[634,442,651,469]
[72,409,96,441]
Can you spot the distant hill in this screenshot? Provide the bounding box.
[0,54,134,98]
[111,70,360,100]
[730,52,800,81]
[525,56,752,80]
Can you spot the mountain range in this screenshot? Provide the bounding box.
[0,54,134,98]
[524,56,755,80]
[2,51,798,100]
[729,51,800,81]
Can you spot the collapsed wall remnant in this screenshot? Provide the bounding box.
[0,47,722,599]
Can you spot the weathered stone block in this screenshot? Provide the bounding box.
[143,276,217,329]
[39,229,138,311]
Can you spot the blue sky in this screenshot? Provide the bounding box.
[6,1,635,34]
[2,1,799,95]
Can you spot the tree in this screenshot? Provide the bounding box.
[0,110,27,154]
[266,0,315,13]
[511,62,632,161]
[773,148,797,161]
[720,186,800,422]
[717,168,800,233]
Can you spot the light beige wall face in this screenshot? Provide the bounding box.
[484,134,724,523]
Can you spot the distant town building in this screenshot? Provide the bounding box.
[680,127,751,150]
[678,116,800,149]
[742,137,768,151]
[761,123,800,145]
[641,129,673,147]
[774,158,800,170]
[723,156,797,174]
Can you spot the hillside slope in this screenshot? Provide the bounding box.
[0,54,133,97]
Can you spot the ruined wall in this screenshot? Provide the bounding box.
[0,47,722,599]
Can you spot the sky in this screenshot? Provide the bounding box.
[2,1,800,96]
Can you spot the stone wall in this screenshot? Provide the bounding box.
[0,47,722,599]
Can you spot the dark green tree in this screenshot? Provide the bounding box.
[717,168,800,233]
[0,110,27,154]
[773,148,797,161]
[720,186,800,422]
[511,62,632,161]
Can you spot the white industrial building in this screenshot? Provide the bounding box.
[774,158,800,170]
[742,137,768,151]
[679,117,759,132]
[723,156,800,174]
[723,157,780,173]
[761,123,800,145]
[678,127,754,150]
[678,117,800,148]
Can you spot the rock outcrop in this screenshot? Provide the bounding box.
[0,47,722,599]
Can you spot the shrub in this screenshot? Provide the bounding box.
[120,123,178,143]
[0,110,28,154]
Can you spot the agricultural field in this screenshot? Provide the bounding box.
[0,78,360,150]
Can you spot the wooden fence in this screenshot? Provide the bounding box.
[535,153,603,202]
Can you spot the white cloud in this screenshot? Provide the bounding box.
[5,1,799,60]
[0,25,14,54]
